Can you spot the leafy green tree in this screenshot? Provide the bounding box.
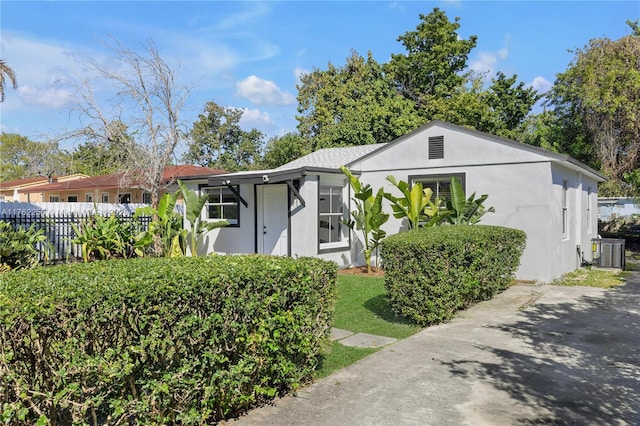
[261,132,310,169]
[184,101,264,172]
[386,8,477,111]
[483,72,541,138]
[341,166,389,273]
[546,29,640,195]
[518,110,597,169]
[296,50,421,150]
[0,59,17,102]
[0,133,71,181]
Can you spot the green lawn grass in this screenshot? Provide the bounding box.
[332,275,421,338]
[553,267,629,288]
[315,274,422,379]
[553,248,638,288]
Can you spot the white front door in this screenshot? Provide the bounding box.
[257,185,289,256]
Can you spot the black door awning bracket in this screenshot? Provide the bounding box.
[286,180,305,207]
[223,180,248,208]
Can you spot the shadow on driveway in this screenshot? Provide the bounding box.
[442,271,640,424]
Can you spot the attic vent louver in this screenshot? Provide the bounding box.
[429,136,444,159]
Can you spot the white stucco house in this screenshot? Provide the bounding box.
[186,121,606,283]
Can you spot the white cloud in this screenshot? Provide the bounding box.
[294,67,309,85]
[470,35,511,78]
[531,76,553,94]
[208,3,270,32]
[470,51,500,76]
[18,85,74,108]
[236,75,295,106]
[239,107,274,129]
[440,0,462,9]
[1,32,85,109]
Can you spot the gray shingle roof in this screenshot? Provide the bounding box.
[275,144,386,171]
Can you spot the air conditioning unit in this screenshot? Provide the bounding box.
[591,238,626,269]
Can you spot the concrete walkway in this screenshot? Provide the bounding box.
[226,271,640,425]
[331,327,397,348]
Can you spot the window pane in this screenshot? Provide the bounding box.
[330,190,342,214]
[206,188,220,203]
[222,189,236,203]
[208,205,222,219]
[319,192,330,214]
[223,205,239,221]
[319,214,330,243]
[329,216,341,243]
[438,181,452,201]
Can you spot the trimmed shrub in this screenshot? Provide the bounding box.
[0,255,337,424]
[380,225,526,326]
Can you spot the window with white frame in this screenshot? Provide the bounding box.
[85,193,93,202]
[562,180,568,238]
[142,192,152,204]
[202,186,239,225]
[101,193,109,203]
[318,184,347,248]
[49,195,60,202]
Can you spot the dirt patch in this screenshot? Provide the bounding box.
[338,266,385,277]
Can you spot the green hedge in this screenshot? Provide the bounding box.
[0,255,338,424]
[380,225,526,326]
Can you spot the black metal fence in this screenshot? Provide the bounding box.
[1,211,151,262]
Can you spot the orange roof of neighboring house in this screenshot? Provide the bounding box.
[19,165,225,193]
[0,174,88,190]
[0,177,49,189]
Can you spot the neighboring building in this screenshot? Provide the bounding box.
[598,197,640,221]
[184,121,606,283]
[0,174,88,202]
[17,165,224,204]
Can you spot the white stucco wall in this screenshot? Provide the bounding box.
[184,181,256,256]
[347,124,602,283]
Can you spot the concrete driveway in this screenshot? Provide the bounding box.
[227,271,640,425]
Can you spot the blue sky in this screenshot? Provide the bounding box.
[1,1,638,150]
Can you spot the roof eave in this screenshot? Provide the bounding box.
[207,166,348,186]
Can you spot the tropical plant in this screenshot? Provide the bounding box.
[341,166,389,273]
[177,180,229,257]
[384,176,444,229]
[0,59,17,102]
[0,221,48,271]
[71,213,145,262]
[135,190,186,257]
[442,177,495,225]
